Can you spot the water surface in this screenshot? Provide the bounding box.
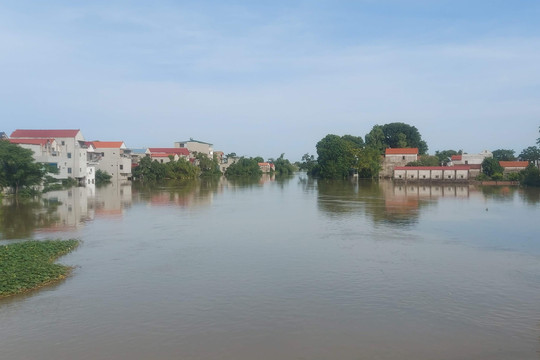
[1,175,539,359]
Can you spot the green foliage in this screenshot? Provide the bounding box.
[481,157,504,177]
[272,154,296,176]
[435,149,461,165]
[407,155,440,167]
[0,239,79,297]
[315,134,356,179]
[132,156,199,181]
[518,146,540,162]
[225,157,262,177]
[366,122,428,154]
[195,153,221,177]
[521,164,540,187]
[95,169,112,186]
[353,147,382,178]
[298,153,317,172]
[0,141,47,195]
[253,156,264,163]
[492,149,516,161]
[506,172,522,181]
[341,135,365,149]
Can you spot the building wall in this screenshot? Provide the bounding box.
[95,148,132,181]
[174,141,213,157]
[394,168,469,181]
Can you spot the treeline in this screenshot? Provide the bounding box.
[300,122,427,179]
[225,154,296,177]
[133,153,220,181]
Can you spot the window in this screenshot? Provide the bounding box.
[398,175,402,178]
[465,160,468,164]
[460,175,464,179]
[402,156,405,160]
[61,141,65,145]
[435,175,439,179]
[448,175,451,179]
[422,175,426,179]
[67,167,72,174]
[120,165,123,170]
[67,152,72,158]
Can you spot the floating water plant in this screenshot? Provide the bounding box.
[0,239,79,298]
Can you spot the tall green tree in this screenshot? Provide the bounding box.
[481,157,504,177]
[195,153,221,177]
[492,149,516,161]
[298,153,317,172]
[272,154,296,176]
[364,125,386,154]
[0,141,46,195]
[518,146,540,163]
[352,147,382,178]
[365,122,428,154]
[315,134,355,179]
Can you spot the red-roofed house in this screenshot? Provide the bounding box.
[10,129,88,182]
[499,161,529,173]
[89,141,132,181]
[258,162,275,173]
[380,148,419,178]
[8,138,59,164]
[146,147,190,159]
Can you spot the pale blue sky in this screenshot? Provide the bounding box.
[1,1,539,160]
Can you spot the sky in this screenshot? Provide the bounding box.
[1,0,539,161]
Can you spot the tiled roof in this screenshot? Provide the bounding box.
[394,166,472,170]
[499,161,529,168]
[148,148,190,156]
[176,139,213,145]
[151,153,176,158]
[11,129,80,138]
[451,155,462,161]
[385,148,419,155]
[91,141,125,149]
[9,138,54,145]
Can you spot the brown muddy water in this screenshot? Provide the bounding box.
[1,174,540,360]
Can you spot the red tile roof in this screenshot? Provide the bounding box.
[385,148,419,155]
[499,161,529,168]
[148,148,190,156]
[394,166,473,170]
[90,141,125,149]
[11,129,80,138]
[9,138,55,145]
[451,155,462,161]
[151,153,176,158]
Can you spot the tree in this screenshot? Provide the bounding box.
[253,156,264,163]
[521,163,540,187]
[492,149,516,161]
[407,155,439,167]
[518,146,540,163]
[352,147,382,178]
[365,122,428,154]
[298,153,317,172]
[341,134,364,149]
[95,169,112,186]
[364,125,386,154]
[481,157,504,178]
[315,134,355,179]
[435,149,461,165]
[537,126,540,146]
[195,153,221,177]
[0,141,47,195]
[272,154,296,176]
[225,157,262,177]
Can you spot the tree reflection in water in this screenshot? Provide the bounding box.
[0,198,60,240]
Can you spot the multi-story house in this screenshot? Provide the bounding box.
[379,148,419,178]
[146,147,190,160]
[450,150,492,165]
[174,138,213,158]
[89,141,132,181]
[10,129,88,183]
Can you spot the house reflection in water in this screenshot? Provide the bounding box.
[40,187,93,232]
[90,182,132,218]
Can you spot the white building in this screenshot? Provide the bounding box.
[10,129,88,183]
[174,138,213,158]
[450,150,492,165]
[394,166,472,181]
[89,141,132,181]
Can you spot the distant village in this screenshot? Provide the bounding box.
[2,129,275,185]
[0,128,534,185]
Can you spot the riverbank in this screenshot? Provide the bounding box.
[0,239,79,298]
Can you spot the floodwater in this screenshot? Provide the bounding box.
[1,174,540,360]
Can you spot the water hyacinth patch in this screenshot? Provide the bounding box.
[0,239,79,298]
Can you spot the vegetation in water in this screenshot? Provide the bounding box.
[0,239,79,298]
[95,169,112,186]
[225,157,262,177]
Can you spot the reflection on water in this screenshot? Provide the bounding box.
[1,176,540,360]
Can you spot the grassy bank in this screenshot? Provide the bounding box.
[0,239,79,298]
